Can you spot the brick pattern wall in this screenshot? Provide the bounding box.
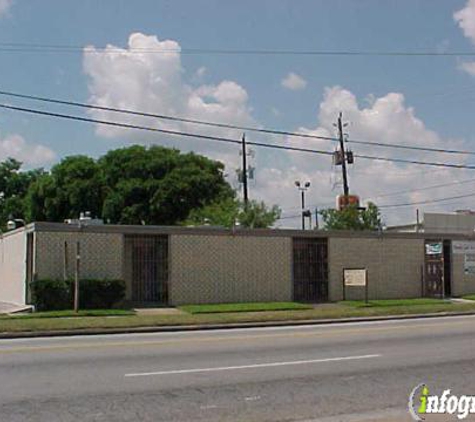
[35,232,123,282]
[328,237,424,301]
[170,234,292,305]
[451,254,475,296]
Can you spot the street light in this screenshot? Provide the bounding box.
[295,181,311,230]
[7,216,26,231]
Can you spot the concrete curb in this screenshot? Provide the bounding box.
[1,310,475,339]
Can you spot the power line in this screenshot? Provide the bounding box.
[348,138,475,156]
[278,215,301,220]
[282,179,475,211]
[379,192,475,208]
[354,153,473,170]
[0,90,337,142]
[1,43,475,56]
[2,102,475,170]
[367,178,475,200]
[1,89,475,157]
[0,103,332,156]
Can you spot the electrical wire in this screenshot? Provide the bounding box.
[2,102,475,170]
[1,89,475,156]
[0,89,337,143]
[0,103,332,156]
[367,178,475,200]
[1,43,475,56]
[379,192,475,208]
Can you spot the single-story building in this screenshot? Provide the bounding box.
[1,221,475,307]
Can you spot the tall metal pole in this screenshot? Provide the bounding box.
[241,133,249,208]
[301,190,305,230]
[337,112,350,197]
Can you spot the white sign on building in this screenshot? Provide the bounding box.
[453,241,475,275]
[452,241,475,255]
[344,269,367,287]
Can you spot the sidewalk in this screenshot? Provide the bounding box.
[0,301,33,315]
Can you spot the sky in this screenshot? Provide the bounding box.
[1,0,475,227]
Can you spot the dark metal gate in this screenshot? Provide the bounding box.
[292,238,328,303]
[424,241,444,298]
[125,235,169,304]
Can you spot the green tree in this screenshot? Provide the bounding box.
[26,145,235,226]
[99,146,233,225]
[26,156,103,222]
[320,202,381,231]
[184,198,281,229]
[0,158,44,228]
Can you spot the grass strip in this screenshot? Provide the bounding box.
[0,309,135,320]
[340,299,450,308]
[179,302,313,314]
[2,302,475,333]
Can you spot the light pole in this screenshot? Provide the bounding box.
[295,181,311,230]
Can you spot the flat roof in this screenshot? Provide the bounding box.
[21,221,475,241]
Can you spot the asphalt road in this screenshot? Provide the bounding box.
[1,315,475,421]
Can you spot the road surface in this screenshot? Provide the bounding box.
[1,315,475,421]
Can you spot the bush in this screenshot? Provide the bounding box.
[30,279,125,311]
[30,279,71,311]
[78,279,125,309]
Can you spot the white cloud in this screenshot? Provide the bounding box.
[0,0,12,17]
[0,134,56,166]
[454,1,475,75]
[281,72,307,91]
[195,66,207,79]
[83,33,472,227]
[455,0,475,45]
[255,86,472,227]
[458,60,475,76]
[83,32,257,169]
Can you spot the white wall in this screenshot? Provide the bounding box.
[0,229,27,305]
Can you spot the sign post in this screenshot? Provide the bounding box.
[343,268,368,304]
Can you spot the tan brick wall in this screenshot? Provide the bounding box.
[451,254,475,296]
[328,237,424,301]
[169,234,292,305]
[35,231,124,283]
[0,230,27,305]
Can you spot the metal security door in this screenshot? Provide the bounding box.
[293,238,328,303]
[424,241,443,298]
[126,235,168,304]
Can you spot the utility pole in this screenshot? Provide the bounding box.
[241,133,249,208]
[73,220,83,313]
[337,112,350,197]
[74,240,80,313]
[295,181,311,230]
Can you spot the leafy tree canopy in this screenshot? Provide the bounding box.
[184,198,281,229]
[0,158,45,230]
[20,145,235,226]
[320,202,381,231]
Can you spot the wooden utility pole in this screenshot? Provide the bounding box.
[74,240,80,313]
[337,112,350,197]
[241,133,249,208]
[63,241,68,281]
